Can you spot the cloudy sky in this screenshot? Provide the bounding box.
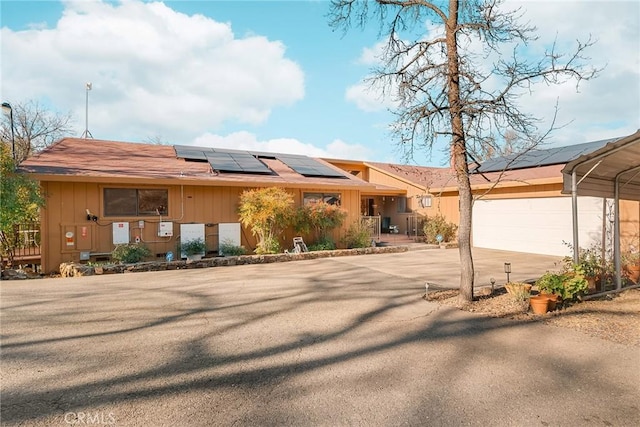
[1,0,638,166]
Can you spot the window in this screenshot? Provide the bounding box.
[303,193,341,206]
[104,188,168,217]
[397,196,407,213]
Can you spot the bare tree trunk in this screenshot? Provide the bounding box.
[446,0,474,302]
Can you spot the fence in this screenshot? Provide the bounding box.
[1,222,41,267]
[361,216,381,242]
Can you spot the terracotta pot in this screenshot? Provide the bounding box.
[529,295,550,314]
[625,265,640,284]
[539,292,560,310]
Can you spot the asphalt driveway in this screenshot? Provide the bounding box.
[1,248,638,426]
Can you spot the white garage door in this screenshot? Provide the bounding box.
[472,196,604,256]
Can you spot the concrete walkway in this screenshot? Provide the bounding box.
[1,248,638,426]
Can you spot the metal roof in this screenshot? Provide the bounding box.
[561,130,640,201]
[476,137,620,173]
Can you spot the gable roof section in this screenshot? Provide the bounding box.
[20,138,374,190]
[476,137,623,173]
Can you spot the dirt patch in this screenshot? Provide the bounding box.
[426,287,640,347]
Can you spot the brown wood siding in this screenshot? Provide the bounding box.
[39,181,360,273]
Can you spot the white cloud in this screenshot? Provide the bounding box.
[189,131,372,160]
[347,1,639,143]
[1,0,304,141]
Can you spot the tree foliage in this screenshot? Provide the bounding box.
[238,187,294,254]
[1,100,74,163]
[0,143,44,266]
[329,0,598,302]
[294,202,348,247]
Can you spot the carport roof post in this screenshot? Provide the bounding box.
[562,129,640,289]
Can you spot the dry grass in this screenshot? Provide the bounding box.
[425,287,640,347]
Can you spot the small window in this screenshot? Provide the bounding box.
[397,196,407,213]
[303,193,341,206]
[104,188,168,217]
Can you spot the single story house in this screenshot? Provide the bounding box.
[19,138,376,273]
[19,131,640,273]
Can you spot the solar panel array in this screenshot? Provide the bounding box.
[276,154,346,178]
[174,146,272,175]
[174,146,347,178]
[476,138,620,173]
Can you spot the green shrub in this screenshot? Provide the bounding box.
[536,271,566,295]
[238,187,293,254]
[180,237,206,256]
[308,236,336,251]
[219,239,247,256]
[342,221,372,249]
[294,202,347,242]
[423,214,457,244]
[111,244,151,264]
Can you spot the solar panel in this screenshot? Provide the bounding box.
[174,145,210,161]
[476,137,621,173]
[206,151,272,174]
[277,155,346,178]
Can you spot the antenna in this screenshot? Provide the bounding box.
[82,82,93,139]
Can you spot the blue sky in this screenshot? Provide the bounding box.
[1,0,639,166]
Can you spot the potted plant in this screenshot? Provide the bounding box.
[181,237,206,261]
[563,242,604,293]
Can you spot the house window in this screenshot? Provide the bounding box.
[104,188,168,217]
[397,196,407,213]
[303,193,341,206]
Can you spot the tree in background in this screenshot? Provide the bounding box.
[0,143,44,267]
[329,0,598,302]
[1,100,74,163]
[238,187,294,254]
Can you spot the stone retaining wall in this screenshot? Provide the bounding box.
[59,246,410,278]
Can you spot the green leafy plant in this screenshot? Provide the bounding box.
[308,236,336,251]
[181,238,206,256]
[0,144,44,267]
[563,241,604,278]
[238,187,294,254]
[111,243,151,264]
[342,221,372,249]
[535,271,566,295]
[422,214,458,244]
[219,238,246,256]
[294,201,347,246]
[562,264,589,300]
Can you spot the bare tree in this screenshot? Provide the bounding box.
[1,100,75,163]
[329,0,599,302]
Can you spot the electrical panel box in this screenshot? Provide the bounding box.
[158,221,173,237]
[112,222,129,245]
[180,223,205,259]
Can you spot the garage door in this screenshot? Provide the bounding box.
[472,196,604,256]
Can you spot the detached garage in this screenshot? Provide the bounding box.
[472,196,605,256]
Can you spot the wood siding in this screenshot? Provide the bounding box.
[39,181,361,273]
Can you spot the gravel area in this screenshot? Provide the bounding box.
[426,287,640,347]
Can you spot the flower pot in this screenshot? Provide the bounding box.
[186,254,203,262]
[625,265,640,284]
[539,292,560,310]
[529,295,550,314]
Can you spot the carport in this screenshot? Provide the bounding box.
[562,129,640,290]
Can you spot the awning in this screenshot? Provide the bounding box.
[561,130,640,201]
[561,129,640,291]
